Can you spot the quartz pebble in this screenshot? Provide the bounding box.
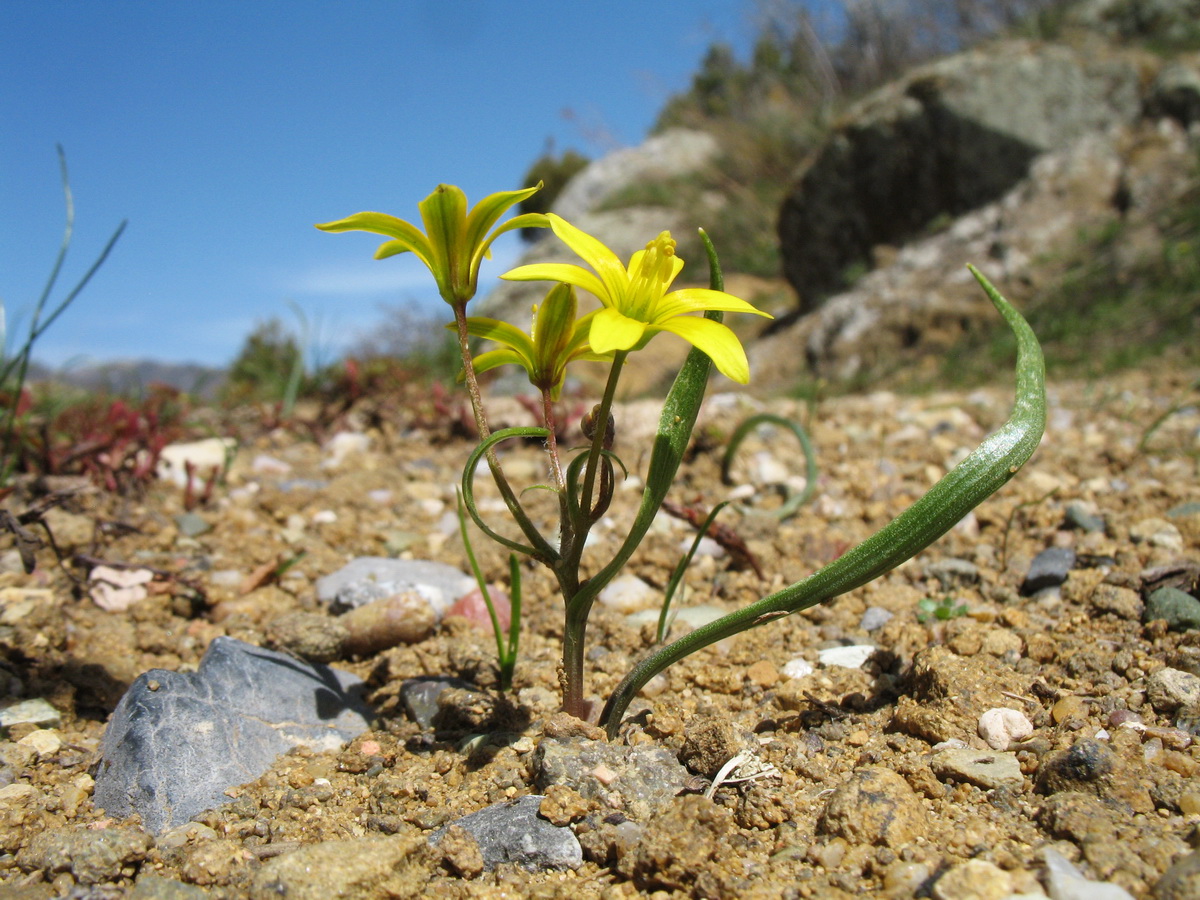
[1042,846,1134,900]
[598,574,658,612]
[978,707,1034,750]
[818,645,876,669]
[782,658,814,679]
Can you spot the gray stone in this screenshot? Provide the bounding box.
[19,827,152,885]
[1035,739,1116,794]
[0,698,62,733]
[314,557,473,617]
[778,40,1141,307]
[94,636,372,834]
[860,606,895,632]
[1145,587,1200,631]
[397,677,480,730]
[536,737,689,821]
[925,558,981,589]
[173,512,211,538]
[931,749,1023,790]
[1064,502,1106,534]
[430,796,582,872]
[1022,548,1076,595]
[1147,667,1200,713]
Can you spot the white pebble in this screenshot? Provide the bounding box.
[817,645,876,669]
[598,575,658,612]
[977,707,1034,750]
[782,658,814,679]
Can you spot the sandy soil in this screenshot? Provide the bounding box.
[0,365,1198,898]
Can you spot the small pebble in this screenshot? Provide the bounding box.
[977,708,1034,750]
[1129,517,1184,552]
[818,645,876,669]
[1064,501,1106,533]
[1052,696,1089,726]
[860,606,894,632]
[782,658,814,679]
[932,858,1013,900]
[1021,547,1075,595]
[1043,845,1134,899]
[17,729,62,757]
[0,699,62,732]
[746,660,779,688]
[932,749,1023,790]
[1145,587,1200,631]
[598,574,658,612]
[1148,668,1200,713]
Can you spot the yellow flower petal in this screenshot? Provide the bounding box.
[654,288,775,322]
[501,263,608,304]
[590,307,648,354]
[545,215,629,306]
[655,315,751,384]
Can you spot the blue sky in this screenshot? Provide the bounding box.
[1,1,757,369]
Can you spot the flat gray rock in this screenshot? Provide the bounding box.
[430,796,582,872]
[314,557,473,617]
[94,636,372,834]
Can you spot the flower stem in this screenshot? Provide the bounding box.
[541,389,566,493]
[453,303,554,559]
[558,350,626,718]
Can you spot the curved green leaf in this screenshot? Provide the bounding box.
[600,266,1047,736]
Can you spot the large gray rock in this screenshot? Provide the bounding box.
[777,39,1143,309]
[753,108,1197,387]
[94,637,372,833]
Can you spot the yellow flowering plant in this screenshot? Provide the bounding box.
[320,183,1046,737]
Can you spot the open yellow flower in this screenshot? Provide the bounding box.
[460,284,610,399]
[316,183,547,306]
[500,214,772,383]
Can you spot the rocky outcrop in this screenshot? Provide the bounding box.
[753,113,1197,387]
[776,39,1148,310]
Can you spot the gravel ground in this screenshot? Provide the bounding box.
[0,365,1198,898]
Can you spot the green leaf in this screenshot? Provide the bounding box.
[600,266,1047,736]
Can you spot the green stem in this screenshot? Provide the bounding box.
[558,350,627,718]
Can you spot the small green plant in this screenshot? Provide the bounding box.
[917,595,969,622]
[457,490,522,690]
[656,500,731,644]
[319,182,1045,737]
[1,146,126,494]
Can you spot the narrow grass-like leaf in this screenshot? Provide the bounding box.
[657,500,731,643]
[461,427,557,560]
[721,413,818,521]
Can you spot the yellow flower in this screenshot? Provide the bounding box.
[316,183,546,306]
[501,214,771,383]
[461,284,610,399]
